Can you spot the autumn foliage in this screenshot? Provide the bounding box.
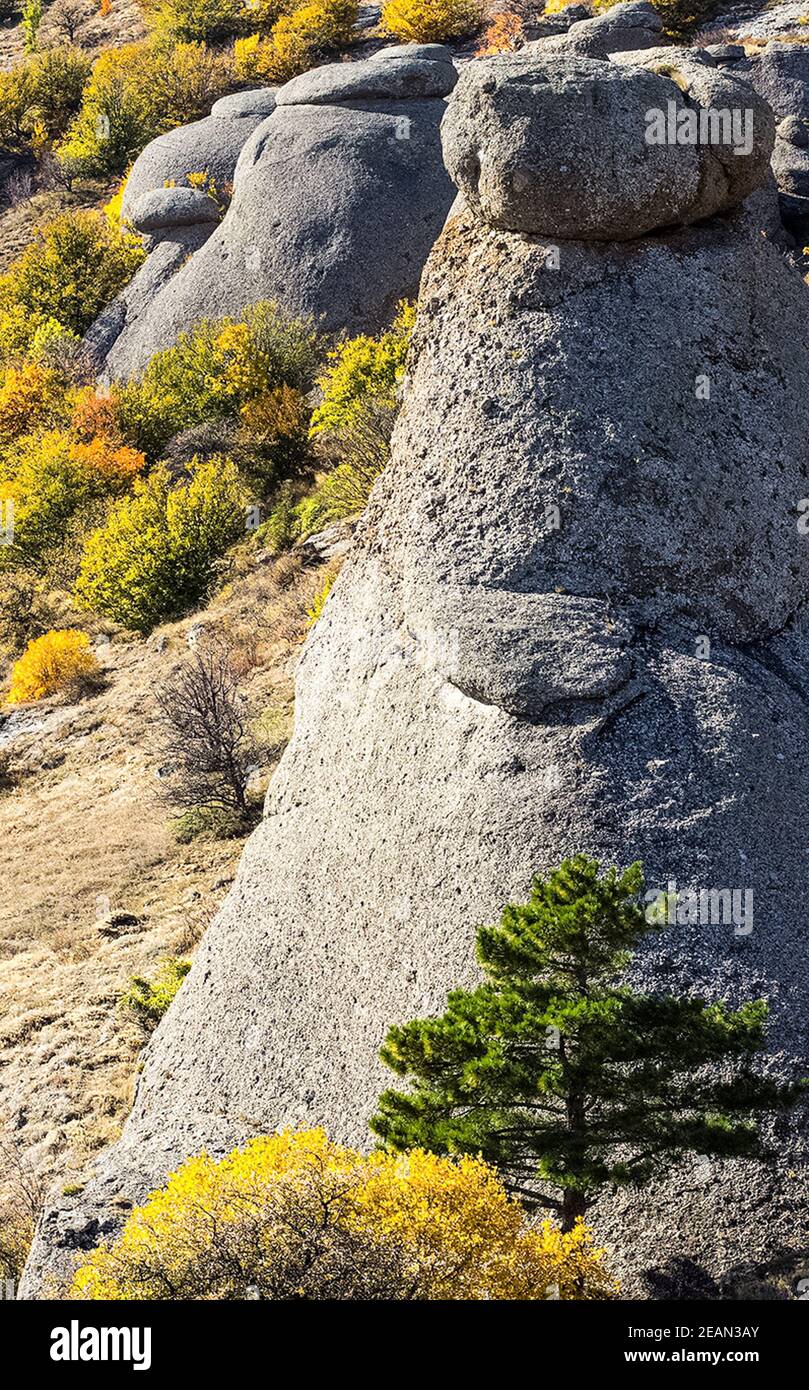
[7,628,99,704]
[72,1128,617,1300]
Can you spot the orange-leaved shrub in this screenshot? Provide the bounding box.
[476,9,523,54]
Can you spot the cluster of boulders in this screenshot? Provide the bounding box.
[81,1,809,381]
[93,45,457,379]
[29,39,809,1301]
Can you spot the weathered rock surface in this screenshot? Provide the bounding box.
[375,42,455,63]
[102,57,456,380]
[275,54,457,103]
[442,55,774,239]
[540,0,663,57]
[741,40,809,121]
[210,87,278,119]
[121,113,265,221]
[83,236,212,371]
[128,186,221,233]
[24,52,809,1300]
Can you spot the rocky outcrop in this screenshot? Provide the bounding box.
[120,92,276,221]
[99,51,457,381]
[24,51,809,1300]
[538,0,664,57]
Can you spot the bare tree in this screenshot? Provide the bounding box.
[155,647,255,820]
[46,0,88,44]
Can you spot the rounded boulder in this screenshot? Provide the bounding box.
[441,54,775,239]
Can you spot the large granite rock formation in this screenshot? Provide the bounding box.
[99,51,457,381]
[24,52,809,1300]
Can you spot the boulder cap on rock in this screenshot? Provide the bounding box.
[375,42,454,63]
[121,113,264,221]
[441,54,776,240]
[275,55,457,105]
[210,88,278,119]
[129,186,221,232]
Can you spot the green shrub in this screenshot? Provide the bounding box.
[170,804,247,842]
[0,428,146,571]
[21,0,43,54]
[27,47,93,138]
[0,210,145,349]
[119,303,324,462]
[0,47,90,155]
[121,956,191,1026]
[74,459,246,632]
[233,0,358,83]
[310,300,414,438]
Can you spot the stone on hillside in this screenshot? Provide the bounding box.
[541,0,663,56]
[703,43,746,61]
[102,63,455,379]
[741,40,809,120]
[375,42,454,63]
[778,114,809,148]
[128,187,221,233]
[120,113,265,222]
[442,55,774,238]
[275,55,457,104]
[210,88,278,119]
[772,135,809,197]
[26,51,809,1302]
[609,44,717,67]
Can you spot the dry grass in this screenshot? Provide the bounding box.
[0,541,336,1260]
[0,0,147,71]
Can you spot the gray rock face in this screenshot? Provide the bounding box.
[82,235,212,371]
[442,55,775,239]
[210,87,278,119]
[541,0,663,56]
[773,130,809,196]
[128,186,221,233]
[24,52,809,1301]
[102,59,455,380]
[375,42,454,63]
[741,40,809,121]
[120,112,266,222]
[275,54,457,104]
[705,1,809,42]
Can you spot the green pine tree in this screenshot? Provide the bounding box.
[371,855,805,1231]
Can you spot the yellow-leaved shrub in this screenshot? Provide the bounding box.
[380,0,483,44]
[234,0,358,83]
[7,628,99,704]
[72,1128,617,1300]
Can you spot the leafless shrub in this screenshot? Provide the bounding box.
[45,0,89,44]
[35,150,75,192]
[0,1124,46,1286]
[2,165,35,208]
[155,647,256,820]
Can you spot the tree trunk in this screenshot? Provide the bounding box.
[561,1188,588,1234]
